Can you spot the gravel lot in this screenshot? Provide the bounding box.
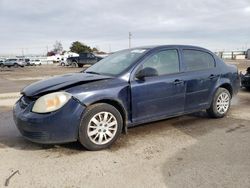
[0,62,250,187]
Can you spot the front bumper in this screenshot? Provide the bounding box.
[13,96,85,144]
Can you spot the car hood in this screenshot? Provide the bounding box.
[21,73,112,97]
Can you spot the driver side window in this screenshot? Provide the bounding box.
[143,49,180,76]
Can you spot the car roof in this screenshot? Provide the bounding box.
[131,45,212,52]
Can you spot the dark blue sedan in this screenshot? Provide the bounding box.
[13,45,240,150]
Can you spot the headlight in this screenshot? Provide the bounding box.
[32,92,72,113]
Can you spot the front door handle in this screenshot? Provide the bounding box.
[209,74,217,79]
[174,79,184,85]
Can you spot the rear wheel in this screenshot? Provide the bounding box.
[79,103,123,151]
[0,63,4,68]
[14,63,19,68]
[207,88,231,118]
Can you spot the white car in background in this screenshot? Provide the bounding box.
[29,59,42,66]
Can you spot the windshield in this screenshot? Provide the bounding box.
[85,48,148,76]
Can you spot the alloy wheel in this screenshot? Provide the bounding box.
[87,111,118,145]
[216,92,230,114]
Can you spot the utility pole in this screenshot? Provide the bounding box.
[129,32,132,48]
[109,44,111,53]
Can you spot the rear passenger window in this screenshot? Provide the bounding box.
[183,50,215,71]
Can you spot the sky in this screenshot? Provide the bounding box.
[0,0,250,55]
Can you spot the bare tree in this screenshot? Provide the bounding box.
[53,41,63,54]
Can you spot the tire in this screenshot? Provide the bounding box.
[79,103,123,151]
[72,61,78,68]
[14,63,19,68]
[0,63,4,68]
[206,88,231,118]
[61,62,65,66]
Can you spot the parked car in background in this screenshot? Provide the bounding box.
[13,45,240,151]
[246,49,250,60]
[24,58,30,66]
[67,52,103,67]
[17,58,28,66]
[241,67,250,90]
[0,59,4,67]
[59,58,69,66]
[29,59,42,66]
[1,58,25,67]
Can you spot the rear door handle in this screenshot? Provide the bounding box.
[174,79,184,85]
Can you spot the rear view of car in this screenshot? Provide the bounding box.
[17,59,27,66]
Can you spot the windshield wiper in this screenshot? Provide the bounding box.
[85,71,101,75]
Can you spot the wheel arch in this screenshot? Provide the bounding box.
[89,99,128,134]
[218,83,233,98]
[208,79,233,108]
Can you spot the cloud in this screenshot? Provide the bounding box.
[0,0,249,54]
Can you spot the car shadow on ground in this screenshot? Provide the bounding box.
[0,108,241,154]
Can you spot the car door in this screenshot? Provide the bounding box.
[79,54,87,64]
[6,59,13,66]
[181,49,219,112]
[130,49,186,123]
[86,53,97,64]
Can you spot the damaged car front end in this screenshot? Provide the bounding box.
[13,73,120,144]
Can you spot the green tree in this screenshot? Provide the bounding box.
[92,47,98,52]
[70,41,92,54]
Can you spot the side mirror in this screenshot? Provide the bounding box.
[136,67,158,80]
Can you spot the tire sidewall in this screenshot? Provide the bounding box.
[79,103,123,151]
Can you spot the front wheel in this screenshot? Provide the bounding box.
[79,103,123,151]
[207,88,231,118]
[72,61,78,68]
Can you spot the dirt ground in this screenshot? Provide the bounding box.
[0,62,250,187]
[0,65,81,93]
